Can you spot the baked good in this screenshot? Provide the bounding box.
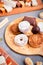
[10,23,21,35]
[25,0,31,6]
[14,34,28,46]
[0,7,5,13]
[18,21,30,33]
[29,34,43,48]
[23,16,37,26]
[4,1,17,8]
[31,0,38,6]
[3,5,13,12]
[25,57,33,65]
[19,1,24,7]
[0,2,4,7]
[8,1,17,8]
[16,1,22,7]
[36,62,43,65]
[39,12,43,19]
[32,26,40,34]
[0,2,5,13]
[25,2,31,6]
[37,22,43,33]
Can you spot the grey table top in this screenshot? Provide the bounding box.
[0,9,43,65]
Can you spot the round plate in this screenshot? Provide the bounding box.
[5,16,43,56]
